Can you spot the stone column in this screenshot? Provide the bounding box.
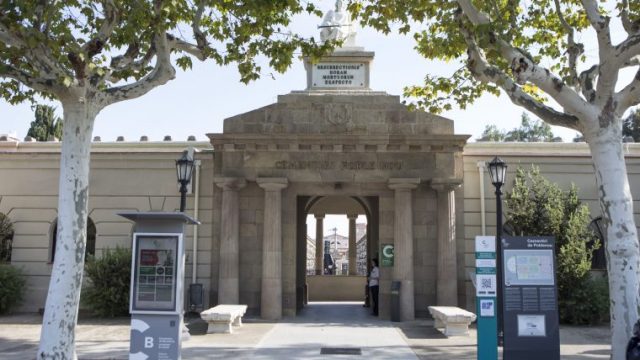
[257,178,288,320]
[348,214,358,275]
[388,178,420,321]
[315,214,325,275]
[214,177,246,304]
[431,178,463,306]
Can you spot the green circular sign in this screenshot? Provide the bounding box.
[382,244,394,258]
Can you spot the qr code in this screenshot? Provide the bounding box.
[481,277,493,289]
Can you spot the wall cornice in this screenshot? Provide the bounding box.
[464,142,640,157]
[0,141,212,154]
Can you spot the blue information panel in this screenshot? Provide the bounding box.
[475,236,498,360]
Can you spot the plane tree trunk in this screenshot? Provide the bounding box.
[585,117,640,359]
[38,94,98,360]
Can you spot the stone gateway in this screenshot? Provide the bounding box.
[207,41,468,320]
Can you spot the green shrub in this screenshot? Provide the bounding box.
[0,265,26,314]
[82,247,131,317]
[505,166,604,325]
[559,274,610,325]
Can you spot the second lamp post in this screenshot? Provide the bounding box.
[488,156,507,347]
[176,150,195,212]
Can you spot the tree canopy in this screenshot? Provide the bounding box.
[0,1,332,106]
[623,108,640,142]
[477,112,557,142]
[27,105,63,141]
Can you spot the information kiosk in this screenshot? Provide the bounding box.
[119,212,199,360]
[502,236,560,360]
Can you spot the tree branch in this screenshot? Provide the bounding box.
[620,0,640,35]
[166,34,206,61]
[82,0,118,59]
[615,33,640,68]
[100,32,175,107]
[456,1,588,118]
[579,65,598,102]
[0,18,69,81]
[580,0,611,40]
[456,0,490,25]
[456,9,580,131]
[580,0,618,101]
[192,0,207,50]
[616,68,640,112]
[165,1,209,61]
[106,42,157,83]
[0,23,20,47]
[553,0,583,88]
[0,62,62,95]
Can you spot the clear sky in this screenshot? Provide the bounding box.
[0,1,581,143]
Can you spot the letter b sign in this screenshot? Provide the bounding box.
[144,336,154,348]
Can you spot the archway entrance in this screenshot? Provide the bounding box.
[208,64,468,320]
[295,196,378,313]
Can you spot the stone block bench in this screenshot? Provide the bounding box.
[428,306,477,336]
[200,304,248,334]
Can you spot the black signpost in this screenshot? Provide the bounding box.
[501,236,560,359]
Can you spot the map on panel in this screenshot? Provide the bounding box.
[504,250,554,286]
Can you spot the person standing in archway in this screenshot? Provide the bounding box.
[369,259,380,316]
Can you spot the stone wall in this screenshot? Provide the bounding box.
[0,140,213,312]
[4,139,640,316]
[461,142,640,311]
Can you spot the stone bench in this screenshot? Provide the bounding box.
[428,306,477,336]
[200,304,248,334]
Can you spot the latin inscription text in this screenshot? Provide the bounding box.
[274,160,402,171]
[312,63,365,87]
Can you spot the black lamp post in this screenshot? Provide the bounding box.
[176,151,195,212]
[488,156,507,347]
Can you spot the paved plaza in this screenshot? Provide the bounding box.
[0,302,610,359]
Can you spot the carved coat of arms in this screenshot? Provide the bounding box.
[325,103,352,127]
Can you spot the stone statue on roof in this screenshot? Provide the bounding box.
[319,0,357,47]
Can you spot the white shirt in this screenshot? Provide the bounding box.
[369,266,379,287]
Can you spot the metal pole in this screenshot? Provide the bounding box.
[179,182,187,212]
[495,185,505,348]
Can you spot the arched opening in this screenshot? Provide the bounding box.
[0,213,14,263]
[50,217,97,262]
[305,214,368,276]
[589,217,607,271]
[296,195,379,314]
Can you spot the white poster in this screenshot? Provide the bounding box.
[476,258,496,268]
[476,274,497,296]
[475,236,496,253]
[517,315,546,337]
[480,299,495,317]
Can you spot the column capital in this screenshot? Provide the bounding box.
[388,178,420,191]
[214,177,247,191]
[314,213,325,220]
[347,213,359,220]
[257,177,288,191]
[430,177,463,192]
